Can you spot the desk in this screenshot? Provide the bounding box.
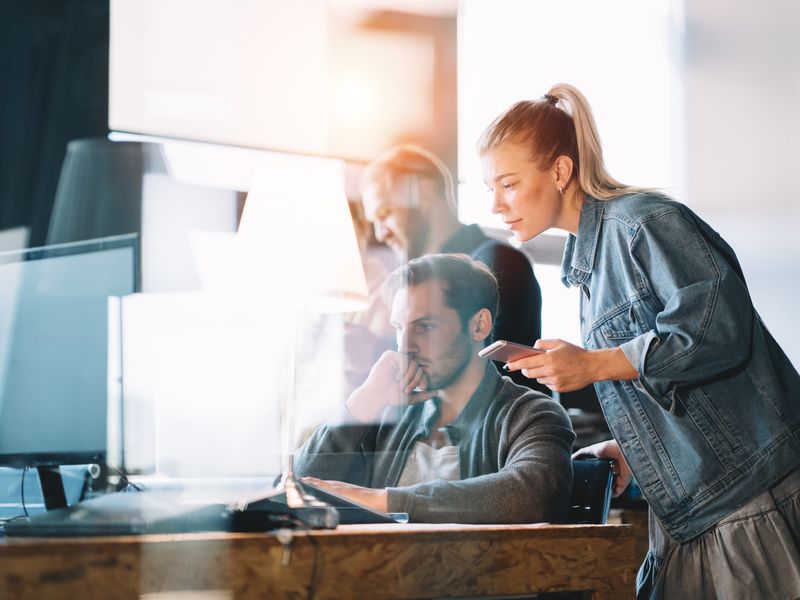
[608,508,650,569]
[0,523,636,599]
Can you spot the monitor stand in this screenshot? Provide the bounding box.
[37,465,69,510]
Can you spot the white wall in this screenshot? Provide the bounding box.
[458,0,682,352]
[458,0,682,227]
[683,0,800,363]
[458,0,800,366]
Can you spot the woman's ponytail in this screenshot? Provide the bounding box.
[478,83,648,200]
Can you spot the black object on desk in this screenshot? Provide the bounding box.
[4,480,407,537]
[230,481,404,532]
[568,458,615,525]
[3,492,231,537]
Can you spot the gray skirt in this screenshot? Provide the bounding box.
[637,466,800,600]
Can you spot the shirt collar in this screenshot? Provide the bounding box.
[435,363,503,445]
[561,195,604,288]
[412,362,502,440]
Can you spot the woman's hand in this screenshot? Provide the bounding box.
[504,339,638,393]
[505,339,595,392]
[572,439,632,497]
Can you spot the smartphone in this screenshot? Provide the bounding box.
[478,340,543,362]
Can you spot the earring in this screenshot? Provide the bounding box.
[558,187,564,195]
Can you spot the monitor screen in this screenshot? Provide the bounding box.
[0,234,138,466]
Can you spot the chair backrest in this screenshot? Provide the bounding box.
[568,458,614,524]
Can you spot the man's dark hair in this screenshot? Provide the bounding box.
[384,253,499,339]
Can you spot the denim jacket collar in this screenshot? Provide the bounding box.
[561,195,605,288]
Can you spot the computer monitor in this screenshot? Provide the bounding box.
[0,234,138,508]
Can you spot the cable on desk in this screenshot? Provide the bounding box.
[107,465,143,492]
[237,512,323,599]
[288,517,322,600]
[19,464,29,516]
[0,465,31,529]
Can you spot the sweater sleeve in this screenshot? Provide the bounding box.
[293,408,376,486]
[385,397,574,524]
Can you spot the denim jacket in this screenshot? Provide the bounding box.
[562,193,800,542]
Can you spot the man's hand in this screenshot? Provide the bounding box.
[345,351,439,423]
[302,477,388,512]
[572,439,632,497]
[504,339,638,393]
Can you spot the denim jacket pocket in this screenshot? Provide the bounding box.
[601,326,639,341]
[594,299,647,343]
[682,387,744,457]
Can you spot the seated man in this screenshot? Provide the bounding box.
[295,254,574,524]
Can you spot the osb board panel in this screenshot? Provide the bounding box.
[0,524,636,599]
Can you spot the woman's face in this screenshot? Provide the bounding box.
[481,142,565,242]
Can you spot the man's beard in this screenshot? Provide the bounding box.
[422,332,474,391]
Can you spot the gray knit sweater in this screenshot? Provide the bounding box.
[294,364,575,524]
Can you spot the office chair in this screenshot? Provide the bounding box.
[568,458,615,524]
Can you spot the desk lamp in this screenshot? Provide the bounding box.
[235,155,368,526]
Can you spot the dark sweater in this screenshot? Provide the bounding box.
[441,224,545,391]
[440,224,542,347]
[294,365,575,524]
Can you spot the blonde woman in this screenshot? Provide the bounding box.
[479,84,800,599]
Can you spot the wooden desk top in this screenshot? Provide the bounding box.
[1,523,637,599]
